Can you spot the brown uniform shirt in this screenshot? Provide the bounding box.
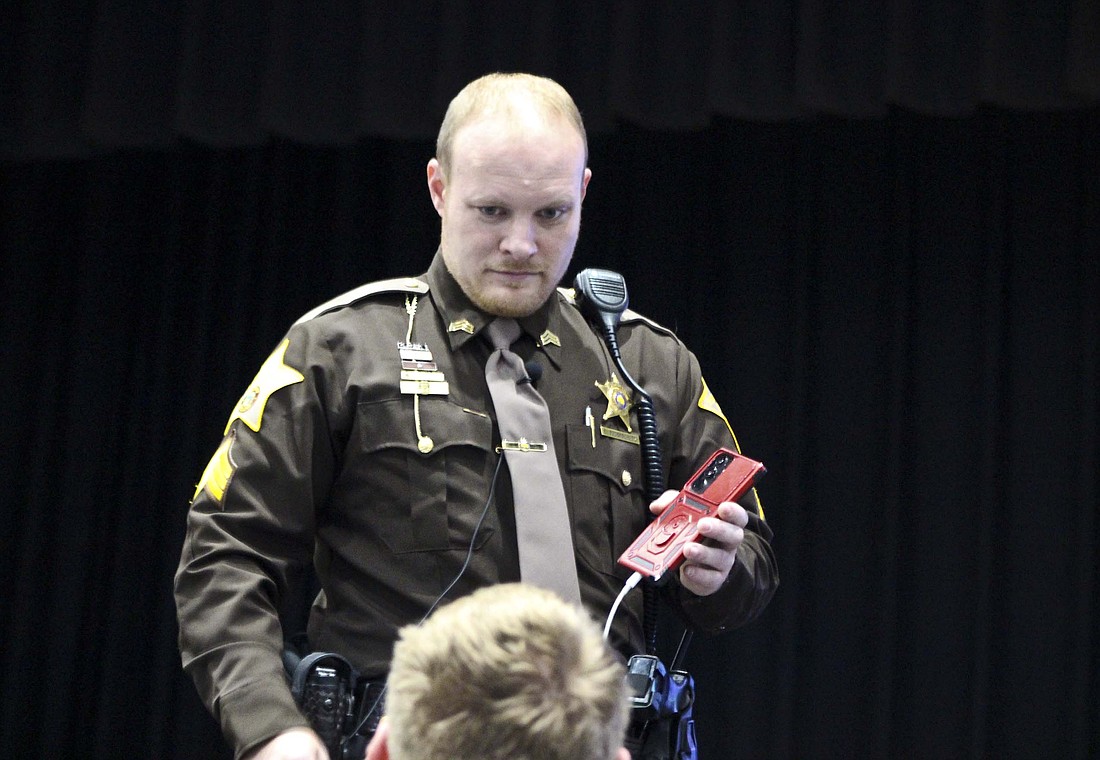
[175,253,778,756]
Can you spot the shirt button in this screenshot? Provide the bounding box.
[621,470,632,487]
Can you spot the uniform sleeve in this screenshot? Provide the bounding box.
[654,338,779,634]
[174,328,340,757]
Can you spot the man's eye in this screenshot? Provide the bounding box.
[478,206,506,218]
[538,207,568,222]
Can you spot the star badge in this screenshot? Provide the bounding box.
[595,373,634,432]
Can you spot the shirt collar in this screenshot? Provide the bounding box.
[424,251,564,366]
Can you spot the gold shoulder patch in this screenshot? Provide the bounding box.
[698,377,738,444]
[697,376,728,423]
[225,339,305,434]
[193,430,236,505]
[698,377,765,519]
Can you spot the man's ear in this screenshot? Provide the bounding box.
[615,747,631,760]
[426,159,446,216]
[364,716,391,760]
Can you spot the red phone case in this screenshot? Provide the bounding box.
[617,448,765,581]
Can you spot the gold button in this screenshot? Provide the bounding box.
[621,470,632,487]
[417,436,434,454]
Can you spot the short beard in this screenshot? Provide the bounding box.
[467,283,553,318]
[441,251,562,318]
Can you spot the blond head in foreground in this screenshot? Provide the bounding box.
[367,583,630,760]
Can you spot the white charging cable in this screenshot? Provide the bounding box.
[602,571,644,640]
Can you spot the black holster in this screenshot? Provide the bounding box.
[624,654,699,760]
[283,646,385,760]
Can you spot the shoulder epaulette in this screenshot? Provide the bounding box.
[557,286,678,339]
[619,308,677,338]
[293,277,429,326]
[556,286,578,306]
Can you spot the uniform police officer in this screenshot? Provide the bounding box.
[175,72,778,760]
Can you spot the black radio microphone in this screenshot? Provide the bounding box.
[521,359,543,386]
[573,268,629,333]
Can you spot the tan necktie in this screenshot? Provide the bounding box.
[484,317,582,605]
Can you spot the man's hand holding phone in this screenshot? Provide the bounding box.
[618,448,765,595]
[648,491,749,596]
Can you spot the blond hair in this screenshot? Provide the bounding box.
[435,72,589,176]
[384,583,629,760]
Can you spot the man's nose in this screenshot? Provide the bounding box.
[500,217,538,257]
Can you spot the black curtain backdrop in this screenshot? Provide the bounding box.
[2,3,1098,759]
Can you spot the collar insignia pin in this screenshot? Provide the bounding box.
[538,329,561,348]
